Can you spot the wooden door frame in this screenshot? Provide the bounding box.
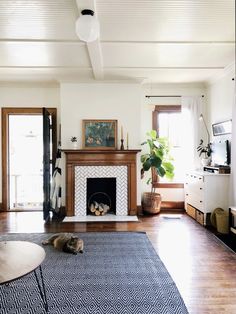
[1,107,57,211]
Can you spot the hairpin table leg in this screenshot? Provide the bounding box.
[34,266,48,313]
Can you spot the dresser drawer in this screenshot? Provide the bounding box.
[187,192,204,211]
[187,174,204,193]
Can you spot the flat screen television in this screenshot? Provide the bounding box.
[211,140,230,166]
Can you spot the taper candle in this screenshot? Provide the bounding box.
[121,126,123,139]
[127,132,129,148]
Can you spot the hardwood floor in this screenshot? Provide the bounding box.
[0,211,235,314]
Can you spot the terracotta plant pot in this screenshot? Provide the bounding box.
[142,192,162,214]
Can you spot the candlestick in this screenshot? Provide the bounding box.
[126,132,129,149]
[120,139,124,150]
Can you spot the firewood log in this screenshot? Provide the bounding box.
[90,203,96,213]
[95,210,100,216]
[98,204,104,212]
[103,204,110,211]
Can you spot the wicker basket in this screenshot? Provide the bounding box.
[215,211,229,234]
[142,192,162,214]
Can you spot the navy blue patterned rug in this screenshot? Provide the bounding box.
[0,232,188,314]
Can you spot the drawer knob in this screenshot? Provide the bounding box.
[200,188,202,190]
[200,201,203,203]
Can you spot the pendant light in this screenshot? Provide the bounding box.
[75,9,100,43]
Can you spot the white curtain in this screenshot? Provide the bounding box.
[230,95,236,206]
[181,96,203,171]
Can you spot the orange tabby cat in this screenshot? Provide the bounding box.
[42,233,84,255]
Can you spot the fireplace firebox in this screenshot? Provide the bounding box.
[87,178,116,215]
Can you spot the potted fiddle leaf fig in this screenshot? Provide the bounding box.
[141,130,174,214]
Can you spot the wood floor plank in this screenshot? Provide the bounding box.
[0,211,235,314]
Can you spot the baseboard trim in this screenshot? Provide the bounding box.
[137,205,142,215]
[161,201,185,210]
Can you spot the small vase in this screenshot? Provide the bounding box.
[72,142,78,149]
[201,157,210,166]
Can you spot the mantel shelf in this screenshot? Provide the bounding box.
[62,149,141,154]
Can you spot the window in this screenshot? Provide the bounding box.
[152,106,184,188]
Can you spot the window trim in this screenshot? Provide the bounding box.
[152,105,184,188]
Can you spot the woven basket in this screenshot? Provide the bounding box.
[215,211,229,234]
[210,207,224,228]
[142,192,162,214]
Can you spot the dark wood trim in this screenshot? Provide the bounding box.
[161,201,185,209]
[62,149,140,154]
[63,150,141,216]
[152,183,184,188]
[1,107,57,211]
[137,205,142,216]
[154,105,181,111]
[152,105,181,137]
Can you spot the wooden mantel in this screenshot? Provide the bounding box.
[62,149,141,216]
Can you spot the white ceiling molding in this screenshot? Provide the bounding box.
[206,61,235,86]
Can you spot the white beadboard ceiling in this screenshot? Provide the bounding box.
[0,0,234,84]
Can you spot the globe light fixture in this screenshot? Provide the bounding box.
[75,9,100,43]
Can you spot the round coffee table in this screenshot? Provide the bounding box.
[0,241,48,312]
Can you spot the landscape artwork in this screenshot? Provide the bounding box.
[82,120,117,149]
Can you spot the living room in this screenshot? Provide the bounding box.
[0,1,235,313]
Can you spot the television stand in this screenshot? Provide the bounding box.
[203,165,231,174]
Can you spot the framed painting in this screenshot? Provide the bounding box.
[212,119,232,136]
[82,119,117,150]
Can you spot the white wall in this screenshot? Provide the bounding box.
[207,70,234,131]
[0,83,60,202]
[206,68,235,207]
[1,78,232,208]
[60,82,142,205]
[141,83,207,202]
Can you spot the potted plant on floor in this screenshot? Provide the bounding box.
[141,130,174,214]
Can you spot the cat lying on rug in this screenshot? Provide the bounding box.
[42,233,84,255]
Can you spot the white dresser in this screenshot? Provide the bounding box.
[185,171,230,225]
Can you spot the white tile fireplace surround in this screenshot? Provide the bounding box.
[74,165,128,216]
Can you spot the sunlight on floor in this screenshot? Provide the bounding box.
[8,212,45,233]
[157,215,194,298]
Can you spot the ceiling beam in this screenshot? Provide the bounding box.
[0,39,234,45]
[87,40,104,80]
[76,0,104,80]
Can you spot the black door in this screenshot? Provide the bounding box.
[43,108,51,221]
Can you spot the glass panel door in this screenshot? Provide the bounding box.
[9,115,43,210]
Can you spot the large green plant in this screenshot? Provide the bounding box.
[141,130,174,185]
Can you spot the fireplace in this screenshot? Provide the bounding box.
[63,149,140,216]
[87,178,116,215]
